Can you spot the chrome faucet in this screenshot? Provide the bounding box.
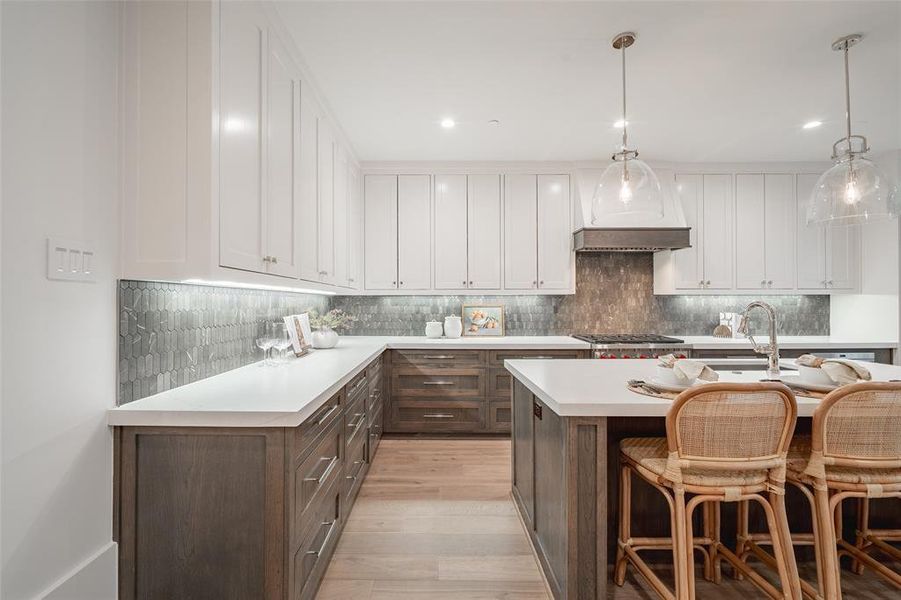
[737,301,780,378]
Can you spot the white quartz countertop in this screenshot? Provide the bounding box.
[107,334,897,428]
[681,336,897,350]
[505,358,901,418]
[107,335,589,428]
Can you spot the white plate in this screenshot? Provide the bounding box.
[778,375,839,393]
[647,377,697,393]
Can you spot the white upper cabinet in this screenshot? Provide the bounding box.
[347,164,363,289]
[397,175,432,290]
[467,174,502,289]
[735,174,795,290]
[672,174,703,289]
[658,171,861,295]
[121,2,359,293]
[317,117,335,283]
[701,174,734,289]
[364,175,399,290]
[504,174,572,291]
[434,175,469,289]
[671,174,732,290]
[333,147,349,287]
[796,173,860,292]
[537,175,572,290]
[265,29,299,278]
[504,175,539,290]
[219,2,267,273]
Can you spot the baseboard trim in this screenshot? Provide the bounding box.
[38,541,117,600]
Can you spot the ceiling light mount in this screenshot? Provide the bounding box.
[831,33,862,52]
[611,32,635,50]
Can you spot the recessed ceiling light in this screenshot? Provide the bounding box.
[440,118,455,129]
[488,119,500,126]
[803,120,823,129]
[613,119,628,128]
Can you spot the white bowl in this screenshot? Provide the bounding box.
[798,365,834,386]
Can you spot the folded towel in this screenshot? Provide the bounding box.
[658,354,720,383]
[796,354,872,385]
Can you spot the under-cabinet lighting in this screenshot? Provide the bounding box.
[802,120,823,129]
[182,279,337,296]
[440,118,456,129]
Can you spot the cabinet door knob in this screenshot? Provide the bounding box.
[399,281,404,286]
[533,281,537,287]
[827,280,834,287]
[263,256,271,263]
[767,280,772,286]
[391,281,396,286]
[319,270,328,276]
[271,256,278,264]
[539,280,544,286]
[699,280,704,288]
[706,280,711,286]
[469,281,473,286]
[761,280,766,287]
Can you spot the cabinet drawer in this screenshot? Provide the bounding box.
[392,349,486,368]
[489,400,512,433]
[488,349,584,368]
[293,391,343,462]
[488,368,513,399]
[293,419,343,544]
[343,431,367,505]
[345,369,369,405]
[389,399,487,432]
[293,481,342,600]
[366,405,383,463]
[366,355,383,381]
[344,393,367,449]
[391,369,485,398]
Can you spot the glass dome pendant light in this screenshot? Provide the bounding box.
[807,34,899,226]
[591,32,664,224]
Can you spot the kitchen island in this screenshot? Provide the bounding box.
[504,358,901,600]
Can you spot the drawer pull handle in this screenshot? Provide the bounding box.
[347,413,365,432]
[305,519,338,556]
[423,355,455,359]
[423,413,455,419]
[345,459,365,480]
[349,376,368,395]
[314,404,339,426]
[303,455,338,484]
[423,381,455,386]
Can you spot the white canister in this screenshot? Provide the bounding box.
[444,315,463,339]
[425,321,443,338]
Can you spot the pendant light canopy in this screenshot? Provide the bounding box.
[592,32,663,224]
[808,34,899,226]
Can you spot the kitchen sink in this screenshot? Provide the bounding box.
[703,358,798,372]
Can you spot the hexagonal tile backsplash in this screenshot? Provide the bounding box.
[118,255,829,404]
[118,280,328,404]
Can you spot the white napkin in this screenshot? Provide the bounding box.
[796,354,872,385]
[658,354,720,383]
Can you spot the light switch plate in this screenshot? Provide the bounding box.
[46,237,97,282]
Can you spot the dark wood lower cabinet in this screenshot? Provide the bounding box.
[114,353,386,600]
[386,349,587,434]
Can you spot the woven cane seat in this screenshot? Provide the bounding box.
[787,437,901,485]
[621,437,770,487]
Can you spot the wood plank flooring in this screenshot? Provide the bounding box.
[316,437,899,600]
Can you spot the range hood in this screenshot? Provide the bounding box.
[573,226,691,252]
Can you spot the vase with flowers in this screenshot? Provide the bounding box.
[308,309,356,349]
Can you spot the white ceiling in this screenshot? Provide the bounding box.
[274,1,901,163]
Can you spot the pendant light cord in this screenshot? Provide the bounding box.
[621,38,628,151]
[843,40,853,156]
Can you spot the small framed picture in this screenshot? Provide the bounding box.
[284,313,313,356]
[462,304,504,337]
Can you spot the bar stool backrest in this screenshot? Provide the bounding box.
[665,382,797,473]
[809,382,901,470]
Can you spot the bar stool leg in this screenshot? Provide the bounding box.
[771,490,803,600]
[851,498,868,575]
[813,486,842,600]
[674,487,691,599]
[615,465,631,586]
[735,500,750,580]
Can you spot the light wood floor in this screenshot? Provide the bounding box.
[316,438,899,600]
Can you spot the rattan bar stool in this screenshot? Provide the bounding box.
[615,382,802,600]
[736,381,901,600]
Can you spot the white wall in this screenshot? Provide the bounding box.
[1,2,120,598]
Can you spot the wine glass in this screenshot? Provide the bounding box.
[271,321,292,365]
[255,323,276,366]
